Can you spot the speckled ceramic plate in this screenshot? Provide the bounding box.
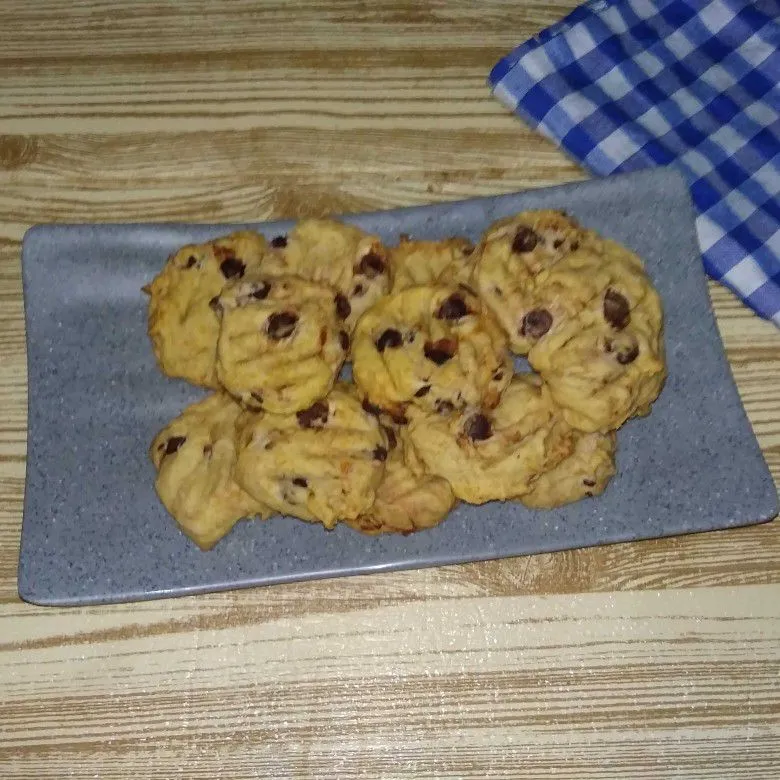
[18,168,777,606]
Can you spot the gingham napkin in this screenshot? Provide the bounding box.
[489,0,780,327]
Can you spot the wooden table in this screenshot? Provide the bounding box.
[1,2,778,777]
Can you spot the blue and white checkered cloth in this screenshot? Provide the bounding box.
[489,0,780,327]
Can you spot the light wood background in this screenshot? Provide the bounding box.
[1,2,778,778]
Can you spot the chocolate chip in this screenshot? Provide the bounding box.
[435,399,455,415]
[571,241,580,251]
[339,330,350,351]
[492,370,504,381]
[267,311,298,339]
[553,238,563,249]
[296,401,329,428]
[270,235,288,248]
[603,288,631,330]
[585,491,594,498]
[605,338,639,364]
[373,446,388,462]
[390,410,409,426]
[335,293,351,320]
[435,293,469,320]
[462,244,475,256]
[362,398,383,417]
[164,436,186,455]
[512,226,538,254]
[616,343,639,364]
[251,281,271,300]
[376,328,403,352]
[208,296,222,313]
[521,308,553,339]
[353,283,365,297]
[414,384,431,398]
[292,477,308,487]
[383,427,398,450]
[464,413,492,441]
[583,479,596,487]
[424,338,457,365]
[185,255,197,268]
[220,257,246,279]
[357,251,386,278]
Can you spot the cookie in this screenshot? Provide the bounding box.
[528,248,666,432]
[521,430,616,509]
[144,231,267,387]
[475,210,591,354]
[150,393,270,549]
[234,383,388,528]
[345,427,456,535]
[390,236,476,293]
[214,273,349,414]
[405,374,575,504]
[352,284,512,419]
[260,218,390,332]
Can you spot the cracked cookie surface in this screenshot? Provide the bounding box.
[352,284,512,419]
[150,393,270,549]
[145,231,267,387]
[475,210,590,355]
[235,384,388,528]
[345,426,456,535]
[260,218,390,333]
[390,236,476,293]
[521,430,616,509]
[526,244,666,432]
[405,374,575,504]
[215,273,349,414]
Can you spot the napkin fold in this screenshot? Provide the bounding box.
[489,0,780,326]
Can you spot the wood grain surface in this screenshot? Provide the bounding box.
[0,2,778,777]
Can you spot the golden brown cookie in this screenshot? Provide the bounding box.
[150,393,270,550]
[475,210,591,354]
[234,383,388,529]
[390,236,476,293]
[260,218,390,332]
[352,284,512,419]
[345,427,456,535]
[405,374,575,504]
[214,273,349,414]
[144,231,267,388]
[528,249,666,432]
[521,430,616,509]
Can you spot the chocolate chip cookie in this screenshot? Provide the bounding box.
[260,218,390,332]
[352,284,512,419]
[390,235,476,292]
[521,430,616,509]
[150,392,270,549]
[475,210,591,354]
[404,374,575,504]
[214,273,349,414]
[528,244,666,432]
[144,230,267,387]
[234,383,388,528]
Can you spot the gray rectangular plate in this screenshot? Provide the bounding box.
[19,168,778,606]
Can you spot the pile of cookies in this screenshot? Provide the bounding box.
[144,211,666,549]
